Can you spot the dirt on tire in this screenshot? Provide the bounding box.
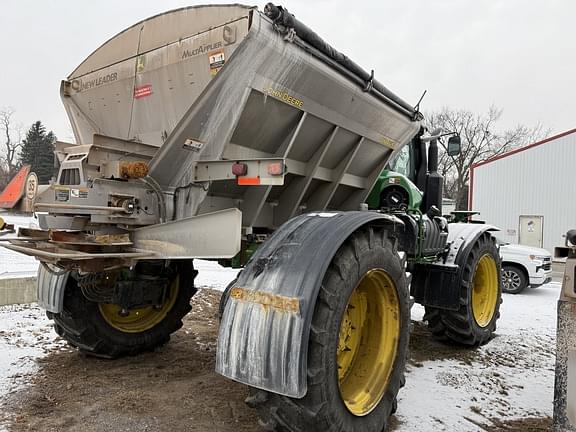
[3,289,262,432]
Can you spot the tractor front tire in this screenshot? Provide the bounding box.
[424,232,502,346]
[249,227,410,432]
[49,261,196,358]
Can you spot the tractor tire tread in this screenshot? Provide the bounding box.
[50,261,196,359]
[250,227,410,432]
[424,232,502,346]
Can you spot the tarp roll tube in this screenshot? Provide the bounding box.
[264,3,421,120]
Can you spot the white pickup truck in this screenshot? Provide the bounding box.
[498,240,553,294]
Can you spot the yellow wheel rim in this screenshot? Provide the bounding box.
[337,269,400,417]
[471,254,499,327]
[99,275,180,333]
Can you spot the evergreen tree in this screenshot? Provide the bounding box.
[20,121,56,183]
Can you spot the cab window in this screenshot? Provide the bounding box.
[388,144,412,178]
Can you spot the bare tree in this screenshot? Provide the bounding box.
[426,106,549,210]
[0,107,23,177]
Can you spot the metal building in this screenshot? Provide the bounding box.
[470,128,576,253]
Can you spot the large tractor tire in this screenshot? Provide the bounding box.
[48,260,196,358]
[248,227,410,432]
[424,232,502,346]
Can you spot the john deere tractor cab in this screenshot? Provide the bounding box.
[367,129,462,214]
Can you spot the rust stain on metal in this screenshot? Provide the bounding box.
[94,233,131,244]
[18,227,49,239]
[230,287,300,314]
[49,230,131,246]
[50,231,85,243]
[119,161,149,179]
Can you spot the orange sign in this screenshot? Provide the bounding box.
[0,165,30,208]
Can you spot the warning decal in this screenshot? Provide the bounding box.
[209,49,226,76]
[134,84,152,99]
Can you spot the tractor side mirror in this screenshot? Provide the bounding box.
[447,135,461,156]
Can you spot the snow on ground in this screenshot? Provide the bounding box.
[0,280,559,431]
[0,219,559,430]
[0,213,239,403]
[0,304,60,431]
[0,213,39,279]
[194,260,240,291]
[395,282,559,431]
[0,259,238,402]
[0,304,63,416]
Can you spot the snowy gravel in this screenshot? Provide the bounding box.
[0,213,40,279]
[0,282,559,431]
[0,304,66,431]
[0,213,239,412]
[194,260,240,291]
[396,282,559,430]
[0,305,60,394]
[0,259,239,431]
[0,213,559,430]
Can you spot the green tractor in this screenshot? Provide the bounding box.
[217,127,502,430]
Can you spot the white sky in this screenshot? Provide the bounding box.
[0,0,574,142]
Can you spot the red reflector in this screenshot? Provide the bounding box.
[238,177,261,186]
[267,162,284,176]
[232,163,248,176]
[134,84,152,99]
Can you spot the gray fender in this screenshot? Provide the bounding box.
[446,223,500,267]
[216,211,404,398]
[36,264,69,313]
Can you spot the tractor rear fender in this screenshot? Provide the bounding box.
[37,264,70,313]
[446,223,500,266]
[411,222,500,310]
[215,211,404,398]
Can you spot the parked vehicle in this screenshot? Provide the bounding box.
[498,238,552,294]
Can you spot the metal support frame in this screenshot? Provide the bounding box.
[273,126,339,225]
[224,143,367,189]
[1,209,242,272]
[340,152,391,211]
[2,242,152,263]
[240,111,308,227]
[91,134,158,159]
[306,137,364,211]
[34,203,130,213]
[193,158,285,185]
